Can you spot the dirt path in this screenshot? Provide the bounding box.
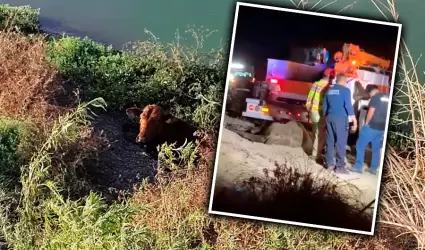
[215,116,379,208]
[87,111,157,196]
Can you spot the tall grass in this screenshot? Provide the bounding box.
[362,1,425,248]
[0,98,152,250]
[0,2,424,249]
[0,29,60,131]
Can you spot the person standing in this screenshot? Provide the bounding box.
[305,72,331,162]
[350,85,389,175]
[322,73,357,174]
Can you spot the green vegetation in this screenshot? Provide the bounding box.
[0,118,30,188]
[45,31,225,130]
[0,4,40,32]
[0,3,422,250]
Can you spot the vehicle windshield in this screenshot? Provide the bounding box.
[230,63,255,78]
[232,70,253,77]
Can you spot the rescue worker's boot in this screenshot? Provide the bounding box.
[326,165,335,172]
[334,167,350,175]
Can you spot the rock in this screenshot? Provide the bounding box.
[233,131,266,143]
[224,116,255,132]
[263,121,310,148]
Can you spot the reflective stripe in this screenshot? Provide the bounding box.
[308,80,327,111]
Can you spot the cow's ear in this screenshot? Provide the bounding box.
[163,112,172,123]
[163,112,178,123]
[126,107,143,120]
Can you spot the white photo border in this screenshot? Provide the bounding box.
[208,1,402,236]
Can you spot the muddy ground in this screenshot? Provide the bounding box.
[82,111,157,199]
[53,82,159,199]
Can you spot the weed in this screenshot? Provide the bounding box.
[0,2,423,249]
[212,161,372,232]
[0,118,32,189]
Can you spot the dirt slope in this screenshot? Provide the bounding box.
[87,111,157,197]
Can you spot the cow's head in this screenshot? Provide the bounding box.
[126,105,171,144]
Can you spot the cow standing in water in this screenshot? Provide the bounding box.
[125,105,197,154]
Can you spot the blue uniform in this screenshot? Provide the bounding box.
[322,84,354,171]
[351,92,389,174]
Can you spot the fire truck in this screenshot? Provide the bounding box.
[241,43,392,131]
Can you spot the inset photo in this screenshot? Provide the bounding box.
[209,2,402,235]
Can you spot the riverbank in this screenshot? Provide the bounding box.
[0,3,422,249]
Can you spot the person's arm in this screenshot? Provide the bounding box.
[344,88,355,117]
[306,83,317,110]
[365,95,378,125]
[344,88,357,128]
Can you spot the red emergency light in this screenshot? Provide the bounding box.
[270,79,278,84]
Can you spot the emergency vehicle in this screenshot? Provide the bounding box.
[242,43,392,130]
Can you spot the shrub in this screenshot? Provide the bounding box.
[46,36,114,82]
[212,161,372,232]
[0,30,59,124]
[0,4,40,32]
[46,30,226,130]
[0,118,29,188]
[0,98,150,249]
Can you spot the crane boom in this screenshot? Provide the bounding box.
[333,43,391,77]
[342,43,390,70]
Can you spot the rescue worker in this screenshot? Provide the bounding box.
[305,70,332,162]
[322,73,357,174]
[350,85,389,175]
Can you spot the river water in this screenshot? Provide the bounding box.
[1,1,423,78]
[1,0,422,123]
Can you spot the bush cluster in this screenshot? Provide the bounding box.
[1,3,226,131]
[0,118,29,188]
[0,4,40,32]
[45,34,226,130]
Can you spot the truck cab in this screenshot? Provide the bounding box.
[226,62,256,115]
[228,62,255,88]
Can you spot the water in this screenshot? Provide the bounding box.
[1,1,421,126]
[1,1,423,79]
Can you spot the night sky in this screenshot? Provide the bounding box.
[232,5,400,80]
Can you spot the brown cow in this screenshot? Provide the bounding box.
[126,105,197,151]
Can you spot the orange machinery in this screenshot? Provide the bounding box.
[333,43,391,76]
[332,43,392,94]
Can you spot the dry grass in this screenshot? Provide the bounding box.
[0,29,104,195]
[212,162,373,232]
[1,1,424,248]
[132,133,288,249]
[131,1,424,248]
[379,57,425,248]
[362,1,425,248]
[0,30,63,133]
[131,133,348,249]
